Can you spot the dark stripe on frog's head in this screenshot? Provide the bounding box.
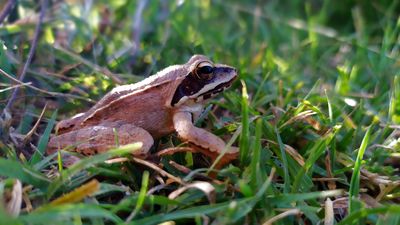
[171,65,237,106]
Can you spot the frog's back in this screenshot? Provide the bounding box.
[56,65,187,137]
[93,65,185,108]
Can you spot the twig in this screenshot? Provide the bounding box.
[262,208,302,225]
[168,160,224,184]
[324,198,334,225]
[0,82,32,93]
[4,48,75,81]
[0,0,16,24]
[156,147,195,157]
[132,157,185,185]
[23,103,47,145]
[2,0,47,116]
[0,68,94,102]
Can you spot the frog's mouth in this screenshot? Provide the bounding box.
[197,79,234,101]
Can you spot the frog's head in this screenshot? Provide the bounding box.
[171,55,237,106]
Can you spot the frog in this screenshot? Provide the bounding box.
[47,55,238,165]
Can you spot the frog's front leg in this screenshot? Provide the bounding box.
[47,121,153,157]
[173,111,238,167]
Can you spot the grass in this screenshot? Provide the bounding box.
[1,0,400,224]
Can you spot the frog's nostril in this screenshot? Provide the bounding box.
[229,68,237,74]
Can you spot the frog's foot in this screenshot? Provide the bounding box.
[47,122,154,157]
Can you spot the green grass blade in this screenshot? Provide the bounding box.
[126,170,149,222]
[348,125,372,214]
[0,158,50,191]
[291,138,327,192]
[269,189,343,204]
[292,128,337,192]
[338,205,400,225]
[253,72,270,103]
[389,75,400,123]
[129,173,273,225]
[111,195,180,214]
[30,110,57,165]
[325,89,333,123]
[239,80,250,165]
[377,212,400,225]
[274,126,290,193]
[47,143,142,199]
[20,204,123,224]
[250,118,262,189]
[0,207,21,225]
[128,198,251,225]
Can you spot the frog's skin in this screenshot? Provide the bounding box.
[47,55,238,161]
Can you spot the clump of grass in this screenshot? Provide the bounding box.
[1,1,400,224]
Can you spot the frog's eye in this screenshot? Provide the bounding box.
[194,62,214,80]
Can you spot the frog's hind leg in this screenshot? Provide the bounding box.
[47,122,154,158]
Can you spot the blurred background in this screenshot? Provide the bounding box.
[1,0,399,108]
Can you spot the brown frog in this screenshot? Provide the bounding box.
[47,55,238,165]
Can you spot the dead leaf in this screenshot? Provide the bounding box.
[168,182,215,204]
[4,179,22,216]
[49,179,100,206]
